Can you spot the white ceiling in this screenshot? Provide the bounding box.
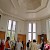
[0,0,50,20]
[18,0,41,10]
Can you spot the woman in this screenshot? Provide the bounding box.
[5,37,11,50]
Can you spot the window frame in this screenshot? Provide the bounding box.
[28,22,36,41]
[7,20,16,40]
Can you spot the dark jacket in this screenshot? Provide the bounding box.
[27,42,29,47]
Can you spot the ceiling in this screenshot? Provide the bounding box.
[0,0,50,20]
[18,0,41,10]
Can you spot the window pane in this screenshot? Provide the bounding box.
[33,23,36,32]
[28,33,31,41]
[11,31,15,40]
[33,33,36,40]
[12,21,16,31]
[7,31,11,37]
[8,20,12,30]
[28,23,31,32]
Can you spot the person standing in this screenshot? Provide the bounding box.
[22,41,24,50]
[5,37,11,50]
[16,39,23,50]
[0,39,2,50]
[41,40,44,50]
[0,39,4,50]
[1,40,4,50]
[29,40,38,50]
[27,40,30,50]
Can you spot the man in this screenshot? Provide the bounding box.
[40,40,44,50]
[16,39,23,50]
[27,40,30,50]
[29,40,38,50]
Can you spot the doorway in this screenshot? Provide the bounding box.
[18,34,26,50]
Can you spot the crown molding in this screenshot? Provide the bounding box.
[0,8,50,21]
[0,9,25,21]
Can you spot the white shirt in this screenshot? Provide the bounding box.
[16,42,23,50]
[29,42,38,50]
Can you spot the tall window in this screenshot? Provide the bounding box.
[28,23,31,41]
[28,23,36,41]
[33,23,36,40]
[7,20,16,40]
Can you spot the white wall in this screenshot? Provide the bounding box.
[46,19,50,41]
[25,19,47,42]
[0,13,25,40]
[17,21,25,34]
[0,14,7,32]
[41,19,46,34]
[37,19,50,41]
[37,19,46,35]
[0,12,49,41]
[36,20,41,35]
[24,20,41,42]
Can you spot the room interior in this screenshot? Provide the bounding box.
[0,0,50,50]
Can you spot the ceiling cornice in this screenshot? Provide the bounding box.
[0,9,25,21]
[0,8,50,21]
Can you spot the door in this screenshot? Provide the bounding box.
[37,35,41,44]
[0,31,5,40]
[37,34,47,44]
[18,34,26,50]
